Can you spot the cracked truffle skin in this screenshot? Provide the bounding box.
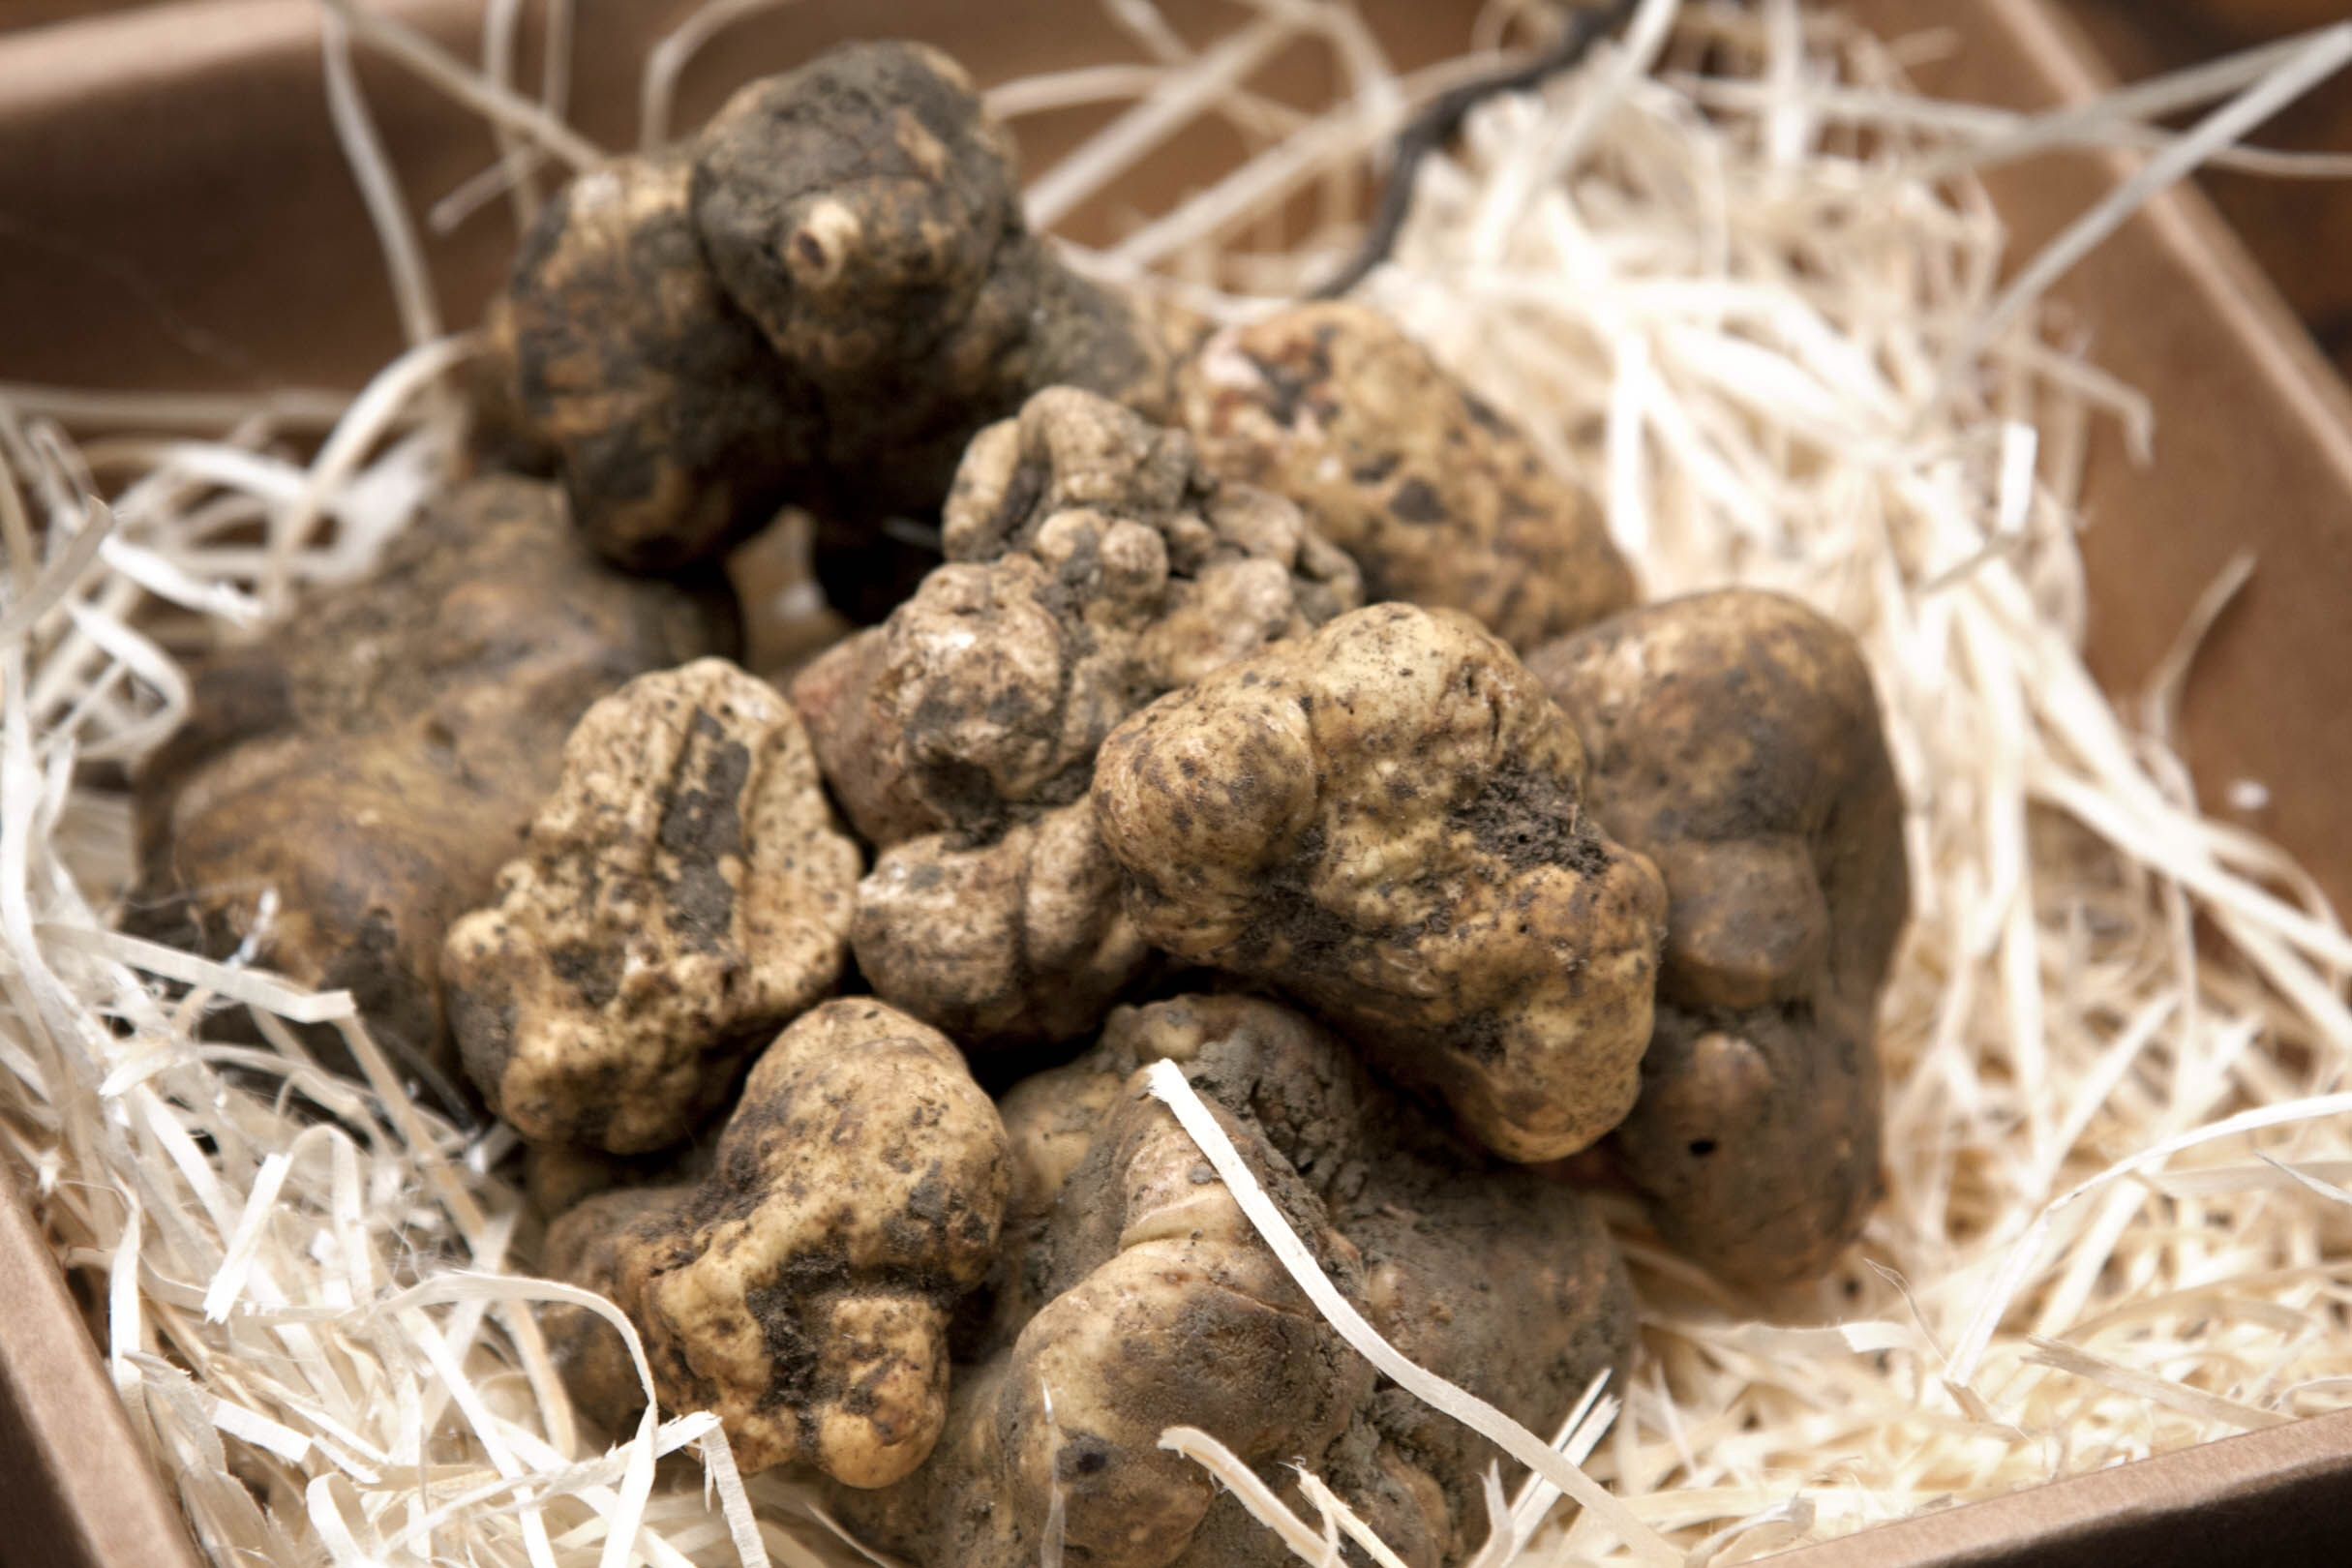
[540,999,1008,1486]
[503,155,808,570]
[128,478,735,1066]
[443,659,860,1155]
[794,388,1358,1047]
[690,42,1194,524]
[1179,301,1636,650]
[1527,589,1910,1287]
[1092,602,1669,1162]
[832,994,1634,1568]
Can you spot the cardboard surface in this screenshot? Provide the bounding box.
[0,1158,198,1568]
[1857,0,2352,981]
[1761,1404,2352,1567]
[0,4,2346,1566]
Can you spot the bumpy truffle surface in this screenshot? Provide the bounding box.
[691,42,1192,522]
[490,43,1197,575]
[833,994,1634,1568]
[502,155,805,569]
[1093,602,1668,1161]
[794,388,1359,1046]
[541,999,1008,1486]
[850,801,1149,1047]
[1180,301,1635,649]
[444,659,859,1154]
[129,477,733,1066]
[1529,589,1909,1287]
[691,43,1015,385]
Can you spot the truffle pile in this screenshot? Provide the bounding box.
[131,41,1909,1568]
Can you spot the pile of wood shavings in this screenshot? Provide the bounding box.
[3,2,2350,1565]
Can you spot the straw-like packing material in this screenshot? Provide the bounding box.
[2,1,2349,1564]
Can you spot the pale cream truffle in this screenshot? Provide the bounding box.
[540,1000,1008,1486]
[1094,602,1669,1161]
[445,658,859,1154]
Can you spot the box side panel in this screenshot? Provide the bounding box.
[1854,0,2352,922]
[0,1159,197,1568]
[1759,1404,2352,1568]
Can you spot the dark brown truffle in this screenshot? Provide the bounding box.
[129,477,735,1069]
[830,993,1635,1568]
[1529,588,1910,1287]
[482,43,1199,581]
[501,155,808,570]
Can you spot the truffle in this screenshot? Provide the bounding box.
[129,477,734,1070]
[832,993,1634,1567]
[796,388,1359,1047]
[1529,589,1909,1287]
[1180,301,1635,649]
[501,155,807,569]
[1093,602,1668,1161]
[444,659,860,1154]
[485,42,1200,577]
[540,999,1008,1485]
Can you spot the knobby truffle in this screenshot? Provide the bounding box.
[692,42,1196,514]
[499,155,807,570]
[794,387,1359,1046]
[541,1000,1008,1486]
[1093,602,1668,1161]
[490,42,1198,575]
[848,803,1149,1047]
[831,994,1633,1568]
[129,477,733,1070]
[1530,590,1909,1287]
[444,659,860,1154]
[1179,301,1635,649]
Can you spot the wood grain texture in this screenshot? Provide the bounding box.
[1759,1404,2352,1567]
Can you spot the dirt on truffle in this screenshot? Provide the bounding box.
[829,993,1635,1568]
[1528,588,1910,1287]
[128,476,737,1074]
[486,43,1199,582]
[1180,302,1636,650]
[794,388,1359,1051]
[1093,602,1669,1162]
[500,155,811,571]
[540,999,1008,1488]
[443,659,861,1155]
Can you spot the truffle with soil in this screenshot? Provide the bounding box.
[793,385,1360,1049]
[1528,589,1910,1287]
[442,658,861,1155]
[489,41,1199,594]
[137,33,1919,1565]
[1178,301,1636,650]
[128,475,735,1076]
[1091,601,1671,1162]
[540,999,1009,1487]
[827,994,1634,1568]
